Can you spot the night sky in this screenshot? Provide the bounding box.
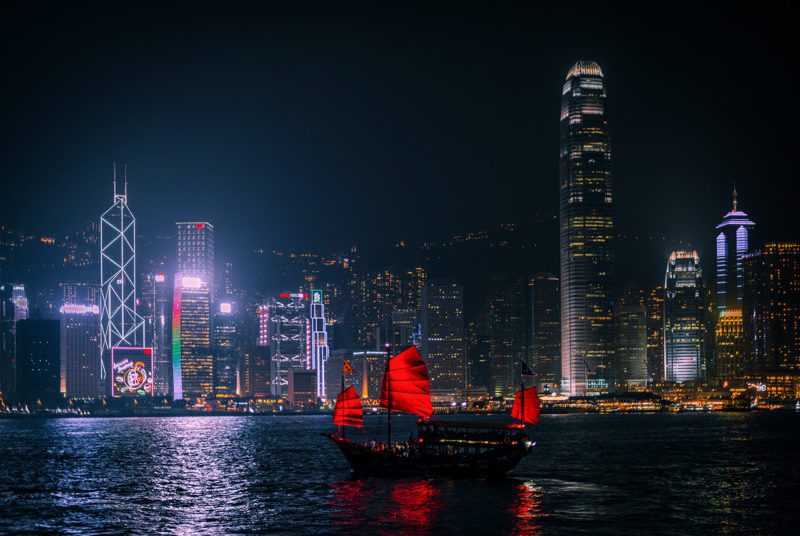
[2,2,797,276]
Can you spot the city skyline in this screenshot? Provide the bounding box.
[2,3,797,272]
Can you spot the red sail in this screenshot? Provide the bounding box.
[511,386,540,425]
[334,386,363,428]
[379,346,433,418]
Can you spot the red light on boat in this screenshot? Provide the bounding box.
[418,438,424,443]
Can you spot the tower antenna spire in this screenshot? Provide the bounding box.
[113,162,117,198]
[124,163,128,198]
[732,184,738,212]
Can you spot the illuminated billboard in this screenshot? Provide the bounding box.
[111,347,154,397]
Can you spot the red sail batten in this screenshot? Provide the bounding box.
[379,346,433,418]
[511,386,540,425]
[334,386,364,428]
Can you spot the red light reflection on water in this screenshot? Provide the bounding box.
[330,479,373,527]
[381,480,443,528]
[508,481,547,535]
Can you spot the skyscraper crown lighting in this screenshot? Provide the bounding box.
[566,60,604,80]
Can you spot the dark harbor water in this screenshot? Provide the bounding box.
[1,413,798,535]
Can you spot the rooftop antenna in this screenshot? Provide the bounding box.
[113,162,117,199]
[124,163,128,199]
[732,184,738,212]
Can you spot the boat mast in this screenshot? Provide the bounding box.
[340,360,345,439]
[386,343,392,447]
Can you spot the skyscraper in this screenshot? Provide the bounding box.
[528,274,560,392]
[0,283,27,396]
[100,168,145,391]
[487,275,526,397]
[152,272,173,397]
[269,292,309,396]
[742,243,800,374]
[715,309,745,381]
[176,222,215,299]
[422,280,466,391]
[559,60,615,396]
[716,189,755,313]
[172,274,212,400]
[664,251,706,383]
[615,290,648,390]
[309,289,329,400]
[15,318,60,405]
[59,304,101,398]
[213,300,238,399]
[645,285,665,384]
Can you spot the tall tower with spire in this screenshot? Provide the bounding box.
[100,164,145,392]
[559,60,615,396]
[715,188,755,313]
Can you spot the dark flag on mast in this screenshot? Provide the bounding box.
[521,360,535,379]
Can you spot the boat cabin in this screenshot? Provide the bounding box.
[416,419,530,455]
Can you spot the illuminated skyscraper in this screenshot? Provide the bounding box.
[716,189,755,313]
[0,283,28,396]
[309,289,329,400]
[664,252,706,383]
[742,243,800,373]
[213,301,238,399]
[100,166,145,390]
[176,222,215,298]
[559,60,615,396]
[172,274,212,400]
[59,304,101,398]
[422,280,466,391]
[529,274,560,392]
[269,293,309,396]
[715,309,745,381]
[152,273,173,397]
[646,285,665,383]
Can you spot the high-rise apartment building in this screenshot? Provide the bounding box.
[59,304,101,398]
[0,283,28,396]
[742,243,800,373]
[422,280,466,391]
[559,60,615,396]
[152,272,173,397]
[529,274,560,391]
[664,252,706,383]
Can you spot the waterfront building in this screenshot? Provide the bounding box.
[59,304,101,398]
[390,308,419,349]
[213,301,238,399]
[421,280,466,391]
[172,274,212,401]
[715,309,745,381]
[152,272,173,397]
[0,283,28,396]
[615,291,648,390]
[467,312,491,391]
[715,190,755,313]
[664,252,706,383]
[269,292,309,396]
[742,243,800,373]
[100,169,145,393]
[559,60,615,396]
[309,289,330,400]
[15,318,60,405]
[487,275,526,397]
[287,369,316,409]
[529,274,560,392]
[646,285,664,384]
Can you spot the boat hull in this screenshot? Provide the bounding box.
[326,434,532,479]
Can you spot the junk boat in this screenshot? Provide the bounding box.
[325,345,540,478]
